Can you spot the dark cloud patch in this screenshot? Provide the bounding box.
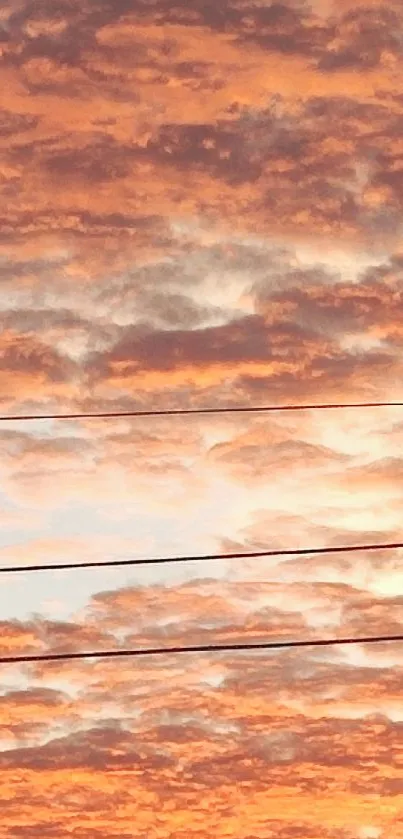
[1,80,401,251]
[70,0,244,32]
[0,723,174,771]
[308,345,393,381]
[146,105,309,185]
[8,0,85,28]
[0,333,76,383]
[0,618,42,654]
[40,136,137,183]
[87,314,323,379]
[0,308,90,333]
[8,0,400,78]
[7,27,95,70]
[319,7,403,72]
[0,615,114,657]
[228,657,403,703]
[255,275,403,339]
[261,175,359,231]
[85,90,392,234]
[178,713,403,791]
[0,209,168,245]
[0,687,65,708]
[0,109,39,137]
[10,0,290,35]
[3,708,399,789]
[0,687,69,739]
[371,158,403,213]
[238,3,331,57]
[58,0,328,59]
[303,94,392,131]
[0,255,70,284]
[268,828,353,839]
[341,593,403,636]
[147,122,262,185]
[124,607,309,648]
[30,618,114,654]
[83,289,397,408]
[4,1,103,66]
[3,824,66,839]
[135,290,218,330]
[0,308,121,364]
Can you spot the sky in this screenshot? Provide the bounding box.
[0,0,403,836]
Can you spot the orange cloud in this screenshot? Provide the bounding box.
[0,1,403,836]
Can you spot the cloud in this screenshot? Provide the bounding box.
[207,424,350,484]
[0,331,75,381]
[318,6,403,72]
[0,636,402,836]
[0,619,43,653]
[0,722,174,771]
[0,2,402,414]
[0,687,72,742]
[0,1,402,836]
[0,614,114,658]
[0,0,401,279]
[84,296,396,405]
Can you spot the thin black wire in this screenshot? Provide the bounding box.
[0,400,403,423]
[1,540,403,576]
[1,632,402,666]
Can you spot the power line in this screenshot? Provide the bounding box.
[1,539,402,576]
[0,400,403,424]
[1,632,402,666]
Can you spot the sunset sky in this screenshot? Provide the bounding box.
[0,0,403,836]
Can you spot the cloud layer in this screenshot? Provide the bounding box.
[0,0,403,836]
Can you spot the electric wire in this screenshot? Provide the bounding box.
[1,632,402,666]
[1,539,402,576]
[0,400,403,424]
[2,402,402,665]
